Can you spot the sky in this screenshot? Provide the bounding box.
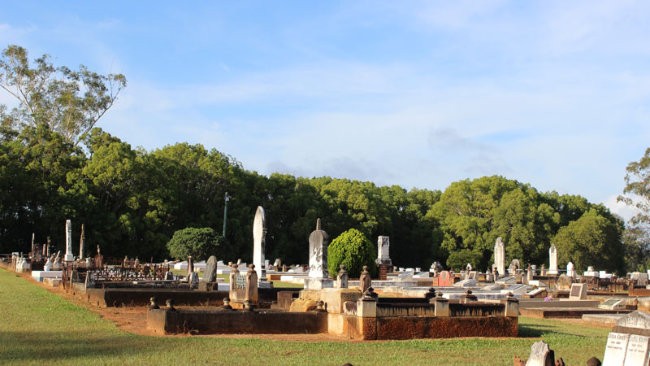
[1,1,649,220]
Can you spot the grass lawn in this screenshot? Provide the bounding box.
[0,268,609,365]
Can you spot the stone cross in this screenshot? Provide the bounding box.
[493,237,505,277]
[64,219,74,261]
[252,206,267,281]
[308,218,329,279]
[548,244,558,275]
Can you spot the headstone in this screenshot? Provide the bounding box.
[525,340,555,366]
[433,271,454,287]
[252,206,267,281]
[623,334,649,366]
[304,218,333,290]
[204,255,218,283]
[569,283,587,300]
[494,237,505,277]
[79,224,85,260]
[599,298,626,311]
[567,261,575,278]
[229,263,247,302]
[336,264,348,288]
[509,259,521,275]
[246,264,259,304]
[64,219,74,261]
[602,332,630,366]
[375,236,392,266]
[359,265,371,293]
[548,244,558,275]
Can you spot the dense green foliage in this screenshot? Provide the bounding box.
[166,227,222,261]
[0,45,635,273]
[618,147,650,270]
[327,228,375,278]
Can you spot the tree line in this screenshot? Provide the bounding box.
[1,45,646,274]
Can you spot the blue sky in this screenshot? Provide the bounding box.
[2,1,649,219]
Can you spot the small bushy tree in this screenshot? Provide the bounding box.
[166,227,222,261]
[327,228,375,278]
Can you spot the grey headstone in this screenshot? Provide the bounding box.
[204,255,218,282]
[569,283,587,300]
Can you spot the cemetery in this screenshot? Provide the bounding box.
[2,204,648,365]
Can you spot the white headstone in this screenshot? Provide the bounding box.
[494,237,505,277]
[602,332,630,366]
[377,236,391,264]
[567,261,575,278]
[308,218,329,279]
[623,334,649,366]
[525,340,553,366]
[64,219,74,261]
[252,206,266,280]
[548,244,558,275]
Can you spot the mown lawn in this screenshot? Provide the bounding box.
[0,268,609,365]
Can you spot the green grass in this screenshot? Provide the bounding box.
[0,268,609,365]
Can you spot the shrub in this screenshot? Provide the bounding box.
[327,228,375,278]
[166,227,222,261]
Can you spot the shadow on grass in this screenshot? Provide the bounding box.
[518,323,567,338]
[0,330,161,363]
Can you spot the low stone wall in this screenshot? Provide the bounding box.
[349,316,519,340]
[147,308,328,335]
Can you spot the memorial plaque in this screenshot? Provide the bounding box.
[623,334,649,366]
[602,332,630,366]
[569,283,587,300]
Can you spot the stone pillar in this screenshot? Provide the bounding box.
[505,293,519,317]
[79,224,85,260]
[548,244,558,275]
[246,264,259,304]
[357,296,377,318]
[493,237,505,278]
[252,206,267,281]
[433,293,450,317]
[64,219,74,261]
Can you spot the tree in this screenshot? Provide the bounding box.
[166,227,223,261]
[619,147,650,226]
[327,228,375,278]
[552,209,625,274]
[0,45,126,146]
